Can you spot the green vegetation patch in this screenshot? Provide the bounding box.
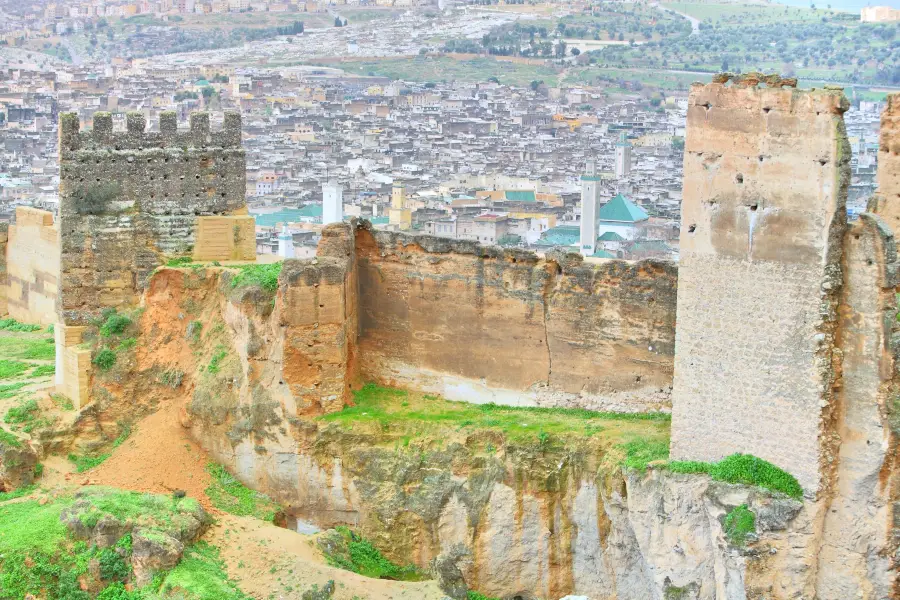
[0,428,22,448]
[100,313,132,338]
[0,488,221,600]
[723,504,756,546]
[0,335,55,361]
[68,426,132,473]
[620,438,670,471]
[93,348,117,371]
[468,592,501,600]
[321,384,670,445]
[320,526,426,581]
[227,262,283,293]
[0,318,42,333]
[166,256,194,268]
[0,382,29,399]
[668,453,803,499]
[31,364,55,378]
[204,463,279,522]
[159,541,249,600]
[4,398,39,425]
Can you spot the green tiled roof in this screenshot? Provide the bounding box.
[504,190,536,202]
[591,249,616,258]
[535,225,580,247]
[597,194,648,223]
[252,205,321,227]
[597,231,625,242]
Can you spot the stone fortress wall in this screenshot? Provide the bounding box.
[4,206,59,326]
[355,227,677,411]
[57,111,252,325]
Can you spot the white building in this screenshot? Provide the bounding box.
[277,225,295,259]
[615,132,632,179]
[323,182,344,225]
[579,160,602,257]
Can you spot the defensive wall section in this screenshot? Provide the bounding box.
[355,227,677,411]
[670,83,851,494]
[5,207,59,326]
[57,111,253,325]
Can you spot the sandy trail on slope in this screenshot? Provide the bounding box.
[207,513,447,600]
[83,400,445,600]
[89,399,213,505]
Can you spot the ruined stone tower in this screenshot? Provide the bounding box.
[669,83,850,494]
[57,111,253,325]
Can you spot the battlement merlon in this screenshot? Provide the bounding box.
[58,110,244,156]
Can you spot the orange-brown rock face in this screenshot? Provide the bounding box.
[872,94,900,234]
[355,226,677,412]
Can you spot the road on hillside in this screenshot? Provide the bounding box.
[653,3,700,36]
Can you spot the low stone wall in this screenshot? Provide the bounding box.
[355,225,677,412]
[6,207,59,326]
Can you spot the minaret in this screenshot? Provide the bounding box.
[389,182,411,230]
[277,224,295,259]
[322,182,343,225]
[615,132,632,179]
[580,160,601,256]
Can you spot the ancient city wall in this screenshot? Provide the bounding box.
[670,83,850,494]
[355,226,677,411]
[57,111,248,325]
[6,207,59,326]
[871,93,900,233]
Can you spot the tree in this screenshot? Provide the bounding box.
[334,17,343,27]
[571,47,581,56]
[555,40,567,57]
[721,58,729,71]
[530,79,544,91]
[201,86,214,100]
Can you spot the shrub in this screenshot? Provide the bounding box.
[73,183,121,215]
[93,349,116,371]
[0,318,42,332]
[98,547,129,580]
[100,313,131,337]
[723,504,756,546]
[5,399,39,425]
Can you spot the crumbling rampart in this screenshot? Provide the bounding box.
[6,207,59,326]
[356,226,677,411]
[57,111,249,324]
[670,83,850,494]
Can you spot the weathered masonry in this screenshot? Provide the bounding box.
[670,83,850,494]
[57,111,253,325]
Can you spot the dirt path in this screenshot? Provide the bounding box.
[208,514,447,600]
[89,399,213,506]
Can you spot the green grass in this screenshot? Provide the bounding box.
[723,504,756,546]
[0,382,28,399]
[30,364,55,378]
[0,318,42,333]
[159,541,249,600]
[68,426,132,472]
[206,346,228,374]
[321,384,670,444]
[0,489,217,600]
[321,526,426,582]
[0,336,55,361]
[4,398,39,425]
[166,256,194,267]
[468,592,501,600]
[51,393,74,410]
[662,2,832,23]
[0,428,21,448]
[0,484,36,502]
[204,463,279,522]
[227,262,283,293]
[668,454,804,499]
[620,438,670,471]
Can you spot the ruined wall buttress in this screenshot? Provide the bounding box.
[0,223,8,317]
[6,207,60,326]
[871,93,900,234]
[670,83,850,494]
[57,111,246,324]
[355,227,676,411]
[816,214,899,597]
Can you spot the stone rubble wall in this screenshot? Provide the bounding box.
[355,225,677,412]
[871,93,900,233]
[670,83,851,495]
[57,111,247,325]
[6,207,59,326]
